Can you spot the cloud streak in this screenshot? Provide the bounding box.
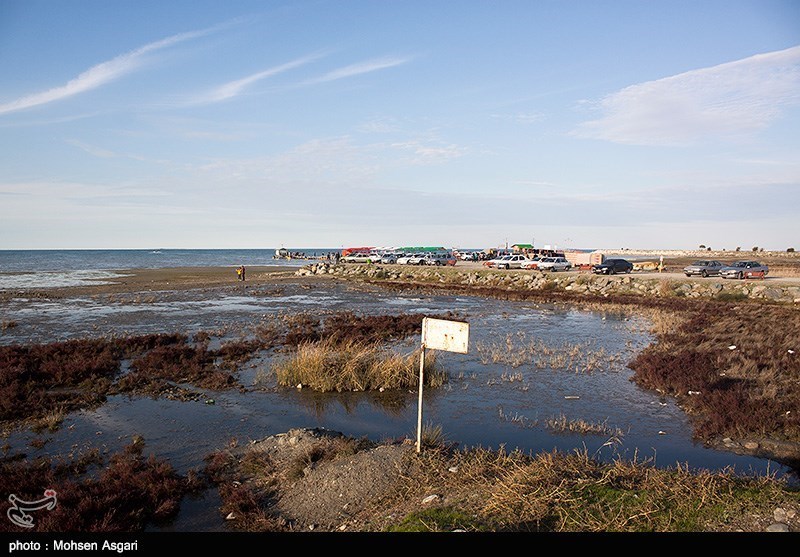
[196,52,327,104]
[574,45,800,146]
[306,56,411,84]
[0,26,219,116]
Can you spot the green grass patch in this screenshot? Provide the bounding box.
[387,507,488,532]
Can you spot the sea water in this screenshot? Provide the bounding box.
[0,248,339,288]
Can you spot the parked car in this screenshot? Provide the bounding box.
[424,252,457,266]
[494,254,529,269]
[341,252,378,263]
[592,258,633,275]
[719,261,769,280]
[379,251,403,264]
[520,257,543,270]
[398,253,429,265]
[683,260,725,277]
[482,252,515,267]
[534,256,572,272]
[483,254,511,268]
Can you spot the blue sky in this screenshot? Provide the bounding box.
[1,0,798,251]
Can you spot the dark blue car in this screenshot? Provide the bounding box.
[592,258,633,275]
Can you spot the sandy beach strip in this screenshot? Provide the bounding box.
[0,265,309,298]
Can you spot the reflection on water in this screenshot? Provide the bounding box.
[2,280,794,530]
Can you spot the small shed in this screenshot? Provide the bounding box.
[512,243,534,253]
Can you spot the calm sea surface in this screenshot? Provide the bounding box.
[0,248,338,289]
[0,248,339,272]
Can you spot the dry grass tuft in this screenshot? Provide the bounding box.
[545,414,624,437]
[31,407,65,433]
[273,337,445,392]
[475,331,621,374]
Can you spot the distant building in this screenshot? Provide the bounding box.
[512,243,565,258]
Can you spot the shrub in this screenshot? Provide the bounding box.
[715,291,747,302]
[628,349,719,398]
[657,279,676,297]
[0,441,203,532]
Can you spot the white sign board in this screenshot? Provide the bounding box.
[421,317,469,354]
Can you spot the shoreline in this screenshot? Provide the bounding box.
[0,265,303,299]
[3,260,799,304]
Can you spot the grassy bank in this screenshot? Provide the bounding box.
[204,428,800,532]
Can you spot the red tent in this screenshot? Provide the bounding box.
[341,246,374,257]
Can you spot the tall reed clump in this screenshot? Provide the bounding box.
[273,337,444,392]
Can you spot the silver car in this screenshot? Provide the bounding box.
[535,257,572,272]
[719,261,769,280]
[379,252,403,264]
[683,260,725,277]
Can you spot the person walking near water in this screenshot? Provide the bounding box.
[241,265,246,281]
[236,266,243,281]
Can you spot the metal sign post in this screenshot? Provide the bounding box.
[417,343,426,453]
[416,317,469,453]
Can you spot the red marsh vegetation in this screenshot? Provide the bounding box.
[0,439,204,532]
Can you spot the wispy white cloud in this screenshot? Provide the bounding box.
[0,26,222,116]
[306,56,411,84]
[390,140,466,164]
[194,51,327,104]
[65,139,118,159]
[0,180,170,200]
[190,136,379,185]
[510,180,559,188]
[491,112,544,124]
[356,117,403,134]
[573,45,800,146]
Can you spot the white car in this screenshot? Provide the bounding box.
[534,257,572,272]
[397,253,426,265]
[520,257,543,270]
[341,252,379,263]
[493,254,529,270]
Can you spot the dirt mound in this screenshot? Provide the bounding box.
[226,428,415,531]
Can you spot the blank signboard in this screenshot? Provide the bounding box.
[421,317,469,354]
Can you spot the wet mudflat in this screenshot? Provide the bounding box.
[1,278,792,531]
